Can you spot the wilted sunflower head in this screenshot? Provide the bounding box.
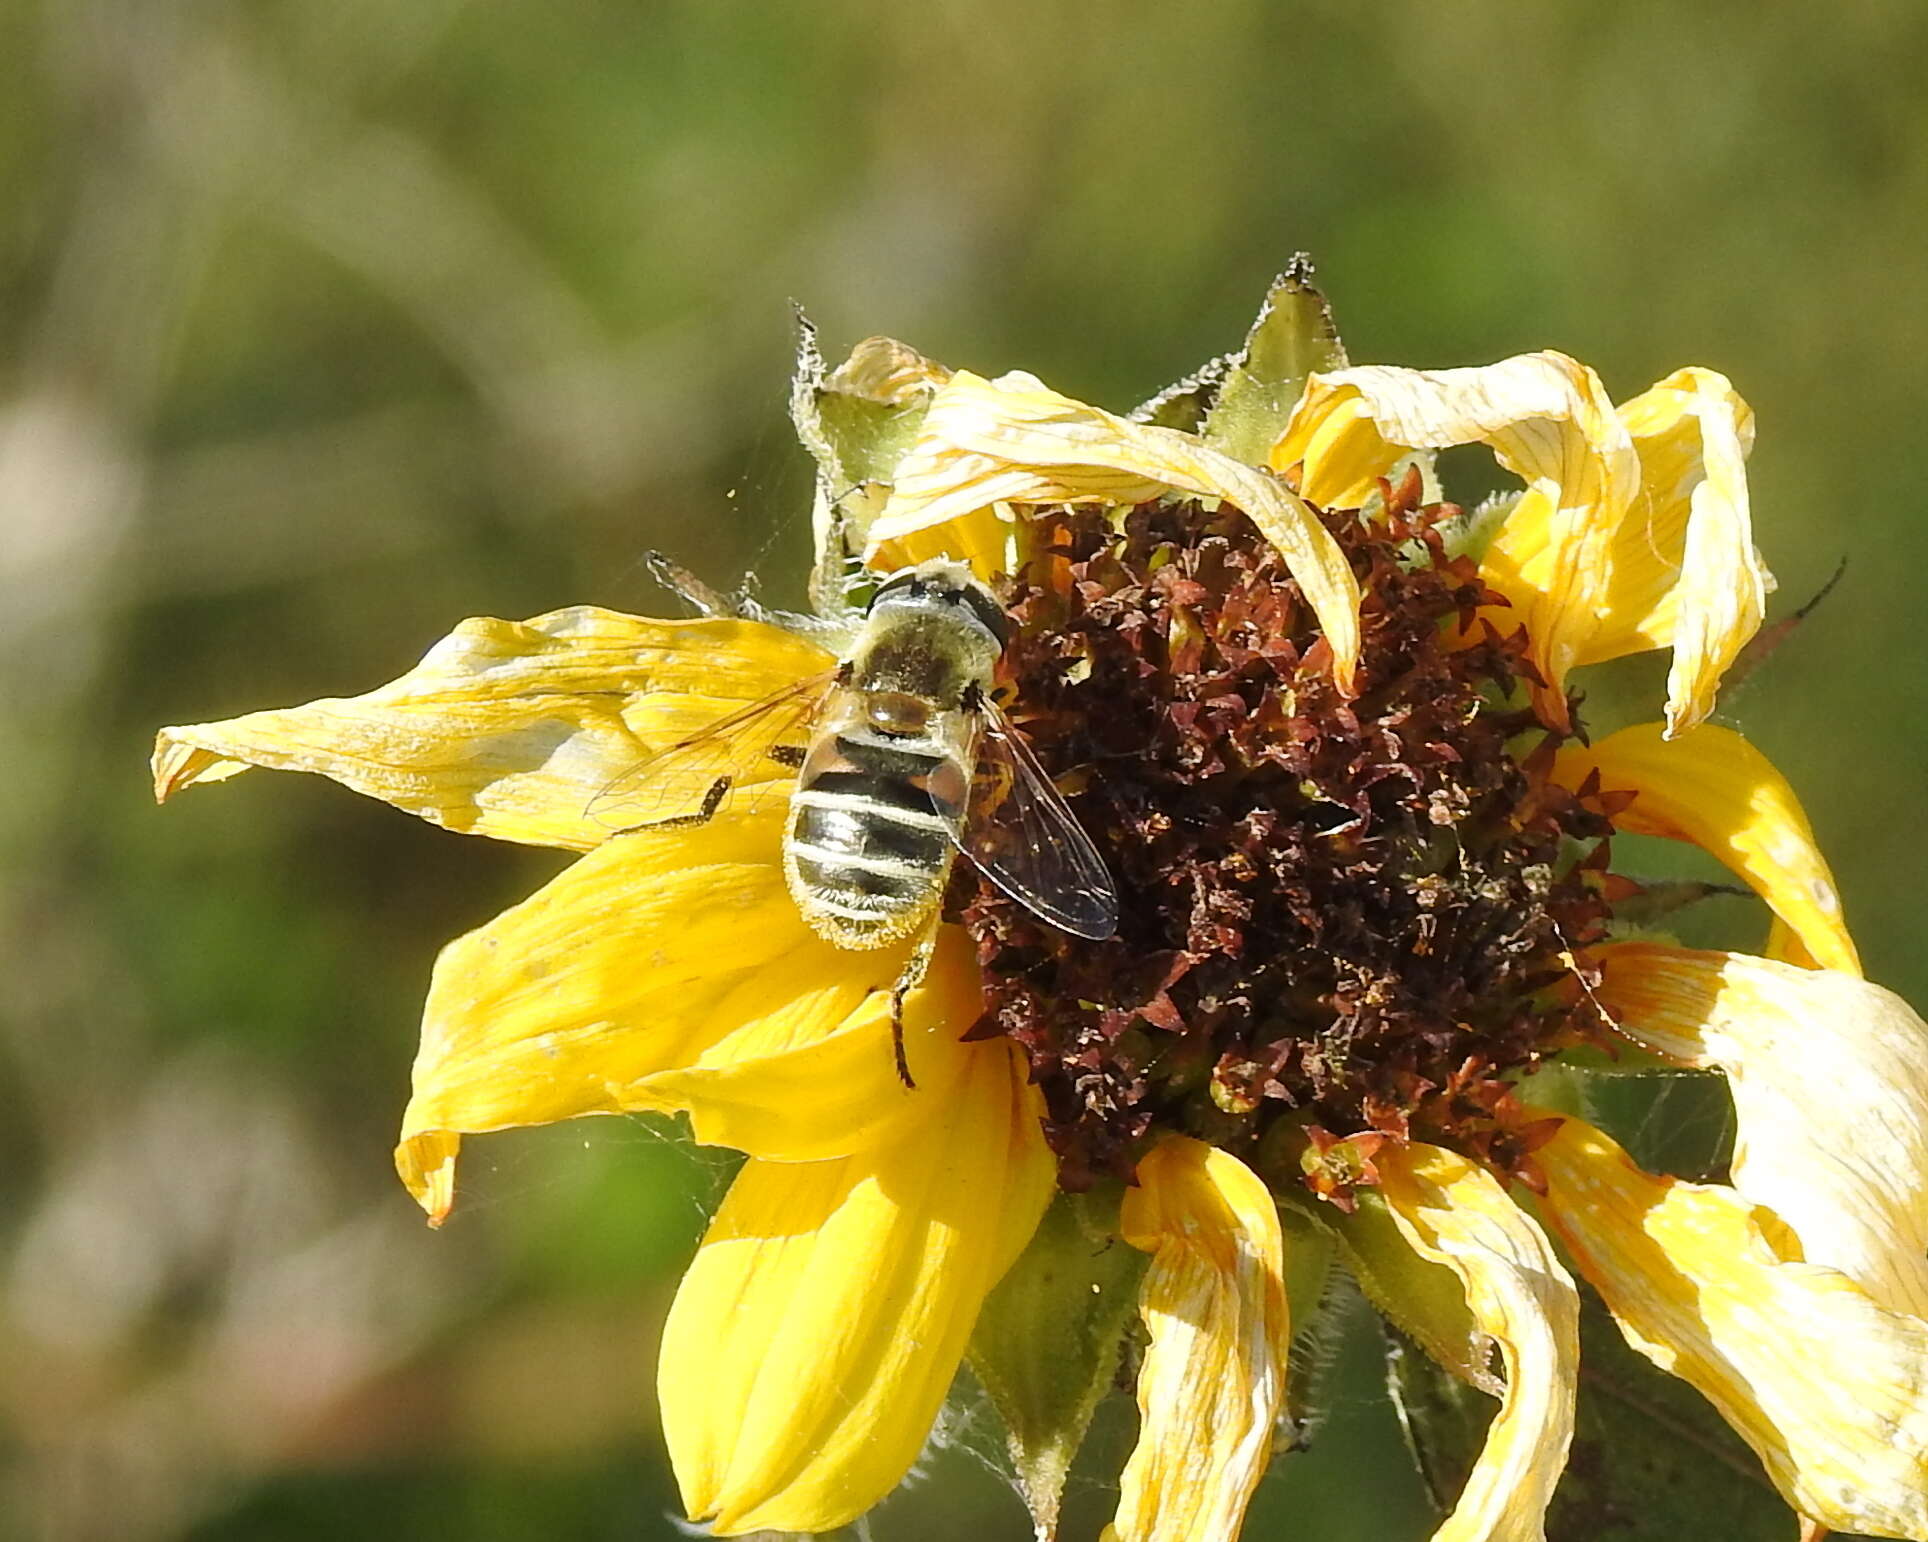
[155,264,1928,1542]
[954,487,1615,1198]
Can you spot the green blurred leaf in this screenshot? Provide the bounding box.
[1201,256,1348,465]
[966,1186,1146,1541]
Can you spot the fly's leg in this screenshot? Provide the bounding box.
[614,775,731,835]
[650,547,857,649]
[649,550,774,623]
[888,920,941,1091]
[646,552,737,617]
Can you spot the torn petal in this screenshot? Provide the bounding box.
[1273,353,1638,724]
[1377,1143,1578,1542]
[155,610,830,851]
[1111,1138,1290,1542]
[1608,369,1768,733]
[393,806,903,1223]
[1538,1114,1928,1540]
[866,370,1362,693]
[1553,722,1859,977]
[1595,942,1928,1318]
[661,1039,1052,1536]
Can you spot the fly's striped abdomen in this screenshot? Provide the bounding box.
[783,718,974,947]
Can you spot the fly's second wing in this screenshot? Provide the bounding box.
[959,702,1119,940]
[586,672,832,833]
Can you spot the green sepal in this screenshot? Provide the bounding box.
[966,1185,1147,1542]
[1287,1188,1497,1394]
[1200,255,1348,466]
[789,312,947,557]
[1127,353,1237,433]
[1279,1198,1337,1332]
[1380,1319,1497,1516]
[1275,1208,1348,1452]
[1436,490,1519,564]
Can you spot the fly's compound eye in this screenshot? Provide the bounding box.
[869,564,1012,649]
[955,582,1012,649]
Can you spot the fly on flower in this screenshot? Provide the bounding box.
[587,552,1119,1085]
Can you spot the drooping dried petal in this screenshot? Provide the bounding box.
[1481,369,1766,734]
[866,369,1362,692]
[1110,1138,1290,1542]
[1611,369,1767,734]
[1539,1114,1928,1539]
[660,1039,1052,1536]
[1271,352,1638,725]
[154,609,830,851]
[1377,1143,1578,1542]
[1553,721,1859,977]
[1596,942,1928,1318]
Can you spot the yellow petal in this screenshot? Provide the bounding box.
[1607,369,1768,734]
[1111,1138,1289,1542]
[1377,1143,1578,1542]
[393,805,915,1222]
[660,1038,1053,1536]
[1272,353,1637,723]
[1764,912,1824,970]
[154,609,830,851]
[868,501,1024,585]
[1595,942,1928,1318]
[1553,721,1859,977]
[637,925,981,1161]
[1485,370,1767,735]
[867,369,1362,693]
[1538,1114,1928,1539]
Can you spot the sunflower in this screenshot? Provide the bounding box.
[153,268,1928,1541]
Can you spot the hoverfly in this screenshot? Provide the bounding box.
[588,556,1119,1085]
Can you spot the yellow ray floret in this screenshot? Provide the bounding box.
[1108,1137,1290,1542]
[1553,721,1859,977]
[1596,942,1928,1319]
[660,1038,1053,1537]
[1377,1143,1578,1542]
[867,500,1024,586]
[1537,1114,1928,1538]
[1270,352,1637,727]
[1605,370,1767,735]
[641,925,982,1160]
[393,805,960,1224]
[1270,355,1769,734]
[864,369,1362,694]
[153,609,830,852]
[1479,369,1766,735]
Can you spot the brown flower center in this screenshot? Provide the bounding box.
[951,483,1616,1196]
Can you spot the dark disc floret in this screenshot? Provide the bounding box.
[949,481,1618,1197]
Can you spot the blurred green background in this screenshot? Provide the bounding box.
[3,2,1925,1539]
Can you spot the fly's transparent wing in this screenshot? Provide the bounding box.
[586,672,832,832]
[960,701,1119,939]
